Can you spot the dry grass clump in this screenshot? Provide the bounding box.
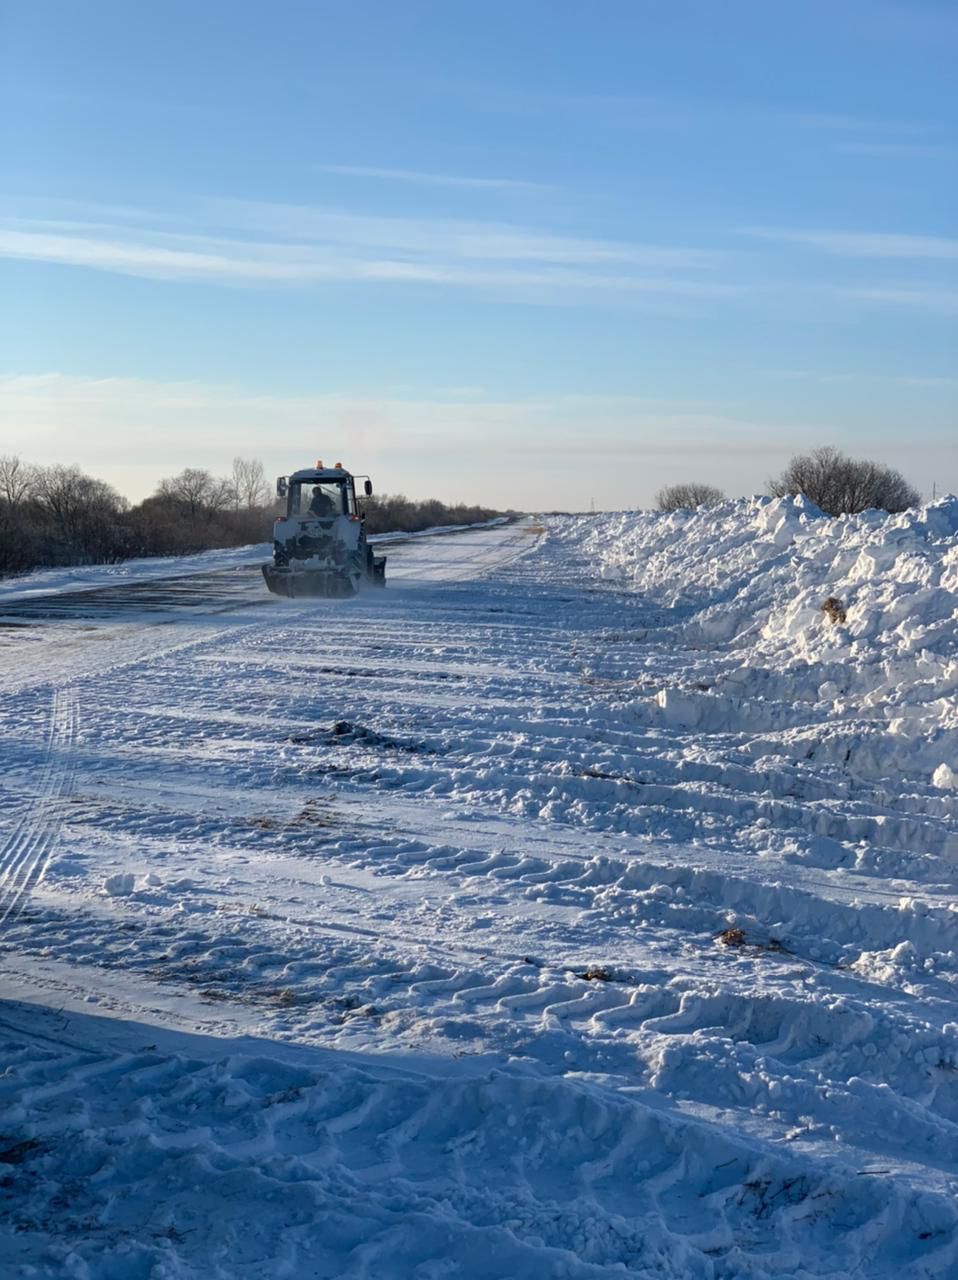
[820,596,847,625]
[715,927,790,956]
[575,966,614,982]
[716,927,747,947]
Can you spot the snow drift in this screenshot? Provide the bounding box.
[552,496,958,796]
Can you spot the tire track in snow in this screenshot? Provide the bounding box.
[386,524,535,583]
[0,686,78,924]
[11,875,958,1164]
[4,1014,948,1280]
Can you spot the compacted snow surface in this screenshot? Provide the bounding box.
[1,503,957,1278]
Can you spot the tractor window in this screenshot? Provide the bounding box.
[291,482,347,517]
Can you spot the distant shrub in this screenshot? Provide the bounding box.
[361,494,504,535]
[655,483,725,512]
[769,447,919,516]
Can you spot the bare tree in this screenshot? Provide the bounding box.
[655,483,725,512]
[230,456,271,509]
[156,468,233,521]
[769,447,919,516]
[0,455,37,507]
[33,464,129,563]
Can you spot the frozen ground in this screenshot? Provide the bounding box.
[1,504,957,1278]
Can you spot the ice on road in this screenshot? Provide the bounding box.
[1,505,957,1278]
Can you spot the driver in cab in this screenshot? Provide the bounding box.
[308,486,337,517]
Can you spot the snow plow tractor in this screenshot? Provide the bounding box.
[262,462,387,598]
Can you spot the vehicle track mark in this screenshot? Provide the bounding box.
[2,1012,944,1280]
[0,686,78,924]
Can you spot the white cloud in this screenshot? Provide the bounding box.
[742,226,958,260]
[0,373,815,508]
[316,164,549,191]
[831,141,955,160]
[0,223,738,301]
[0,197,727,303]
[200,198,723,269]
[763,368,958,386]
[2,373,952,510]
[0,227,306,282]
[840,286,958,315]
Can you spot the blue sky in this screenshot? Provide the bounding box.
[1,0,955,508]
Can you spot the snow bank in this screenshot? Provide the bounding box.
[556,495,958,658]
[552,497,958,789]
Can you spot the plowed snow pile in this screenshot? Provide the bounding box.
[1,511,957,1279]
[557,494,958,801]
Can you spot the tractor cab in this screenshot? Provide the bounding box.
[279,462,373,522]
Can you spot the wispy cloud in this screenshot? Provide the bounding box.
[206,198,718,268]
[460,82,931,146]
[0,372,820,466]
[4,198,956,322]
[779,109,926,137]
[317,164,549,191]
[742,226,958,260]
[3,373,953,506]
[839,286,958,315]
[0,197,731,305]
[830,141,955,160]
[763,368,958,387]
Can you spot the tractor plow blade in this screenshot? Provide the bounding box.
[261,565,357,598]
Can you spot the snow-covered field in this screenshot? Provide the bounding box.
[1,503,957,1279]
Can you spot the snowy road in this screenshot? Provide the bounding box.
[1,509,957,1278]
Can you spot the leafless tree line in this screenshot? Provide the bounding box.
[0,456,275,576]
[0,456,506,577]
[361,494,501,536]
[657,448,920,516]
